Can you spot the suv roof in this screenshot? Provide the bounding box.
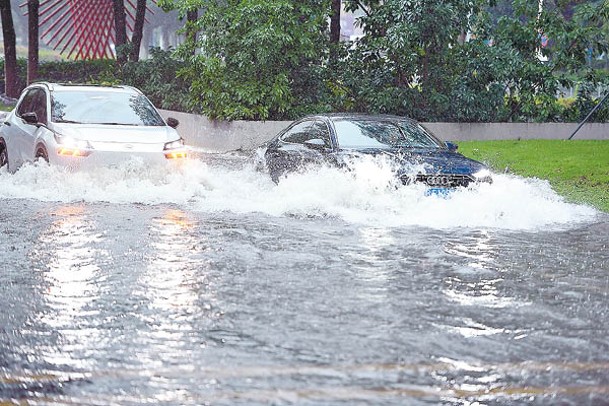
[29,82,138,94]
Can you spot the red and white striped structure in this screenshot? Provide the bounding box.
[21,0,155,60]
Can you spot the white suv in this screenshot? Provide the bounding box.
[0,83,187,172]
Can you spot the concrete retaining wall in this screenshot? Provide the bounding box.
[159,109,609,152]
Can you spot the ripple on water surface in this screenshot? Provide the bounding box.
[0,155,607,405]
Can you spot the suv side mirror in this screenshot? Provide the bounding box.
[166,117,179,129]
[22,112,39,125]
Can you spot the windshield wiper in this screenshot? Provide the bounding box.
[97,122,137,126]
[54,119,83,124]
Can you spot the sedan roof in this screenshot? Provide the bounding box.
[302,113,419,123]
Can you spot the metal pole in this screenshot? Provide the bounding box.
[567,91,609,140]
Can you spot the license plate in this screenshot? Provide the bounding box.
[425,187,451,197]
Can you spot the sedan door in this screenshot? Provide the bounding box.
[265,120,315,181]
[298,119,334,167]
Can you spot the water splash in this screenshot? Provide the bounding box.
[0,154,598,230]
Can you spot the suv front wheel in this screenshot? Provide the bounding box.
[35,146,49,163]
[0,143,8,169]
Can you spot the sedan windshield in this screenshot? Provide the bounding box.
[334,119,441,149]
[51,89,165,126]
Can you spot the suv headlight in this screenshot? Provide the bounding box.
[164,138,187,159]
[54,134,93,157]
[163,138,185,150]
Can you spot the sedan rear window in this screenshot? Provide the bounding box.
[51,90,165,126]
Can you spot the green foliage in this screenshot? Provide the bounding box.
[5,0,609,123]
[166,0,330,120]
[0,58,113,95]
[339,0,491,121]
[334,0,609,123]
[0,50,190,112]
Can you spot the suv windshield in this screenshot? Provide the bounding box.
[334,119,441,149]
[51,89,165,126]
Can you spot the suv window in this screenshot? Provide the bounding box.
[16,89,37,117]
[280,121,314,144]
[30,89,48,125]
[16,88,47,125]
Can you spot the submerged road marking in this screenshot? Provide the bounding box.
[2,360,609,383]
[2,360,609,403]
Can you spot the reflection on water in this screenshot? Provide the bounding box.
[1,195,608,405]
[351,227,395,286]
[141,208,203,314]
[443,231,520,309]
[133,208,219,382]
[31,205,107,370]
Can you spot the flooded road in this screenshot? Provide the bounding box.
[1,156,608,405]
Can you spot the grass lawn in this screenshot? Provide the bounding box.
[458,140,609,213]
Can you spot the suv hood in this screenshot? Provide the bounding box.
[52,123,179,144]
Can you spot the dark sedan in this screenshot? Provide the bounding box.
[261,114,492,189]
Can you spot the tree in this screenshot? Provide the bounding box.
[340,0,493,120]
[157,0,200,54]
[159,0,329,120]
[152,0,609,122]
[27,0,39,85]
[185,8,198,56]
[130,0,147,61]
[0,0,18,98]
[113,0,128,63]
[329,0,341,66]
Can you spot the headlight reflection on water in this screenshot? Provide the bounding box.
[438,231,527,342]
[32,205,108,369]
[132,209,218,373]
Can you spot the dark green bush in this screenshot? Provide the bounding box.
[0,58,113,95]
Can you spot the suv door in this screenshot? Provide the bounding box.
[21,88,49,161]
[10,88,39,167]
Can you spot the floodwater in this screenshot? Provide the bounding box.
[1,154,608,405]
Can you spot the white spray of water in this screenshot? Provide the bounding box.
[0,155,598,230]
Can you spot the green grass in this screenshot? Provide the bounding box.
[458,140,609,212]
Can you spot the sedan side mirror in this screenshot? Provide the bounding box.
[166,117,179,129]
[304,138,327,151]
[445,141,458,152]
[22,112,39,126]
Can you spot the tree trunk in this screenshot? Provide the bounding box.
[0,0,19,98]
[329,0,341,67]
[129,0,147,62]
[27,0,39,85]
[186,8,198,56]
[330,0,341,44]
[113,0,128,63]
